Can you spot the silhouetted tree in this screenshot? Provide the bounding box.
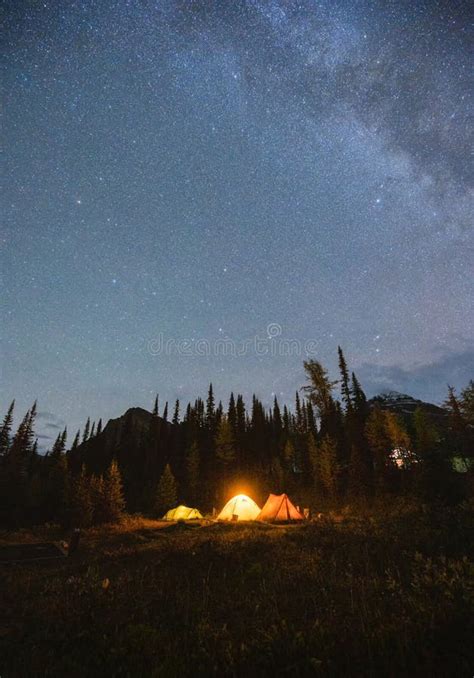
[302,360,338,419]
[102,460,125,522]
[0,400,14,457]
[338,346,352,413]
[366,407,394,494]
[154,463,177,516]
[69,465,93,527]
[318,435,339,498]
[173,399,180,425]
[82,417,90,443]
[185,441,200,505]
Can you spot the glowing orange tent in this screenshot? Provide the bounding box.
[257,493,304,522]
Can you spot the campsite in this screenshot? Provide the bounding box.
[1,498,473,677]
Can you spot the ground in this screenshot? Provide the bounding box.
[1,504,473,677]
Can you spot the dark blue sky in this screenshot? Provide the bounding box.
[2,0,473,447]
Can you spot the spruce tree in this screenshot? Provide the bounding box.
[154,464,177,516]
[306,401,317,436]
[90,475,106,524]
[163,402,168,422]
[283,438,295,473]
[366,407,397,494]
[206,383,215,427]
[307,432,320,496]
[460,380,474,424]
[444,385,471,463]
[235,394,246,467]
[172,399,180,425]
[227,393,237,432]
[96,418,103,436]
[69,465,94,527]
[303,360,338,418]
[152,394,159,416]
[0,400,15,457]
[215,417,236,469]
[318,435,339,499]
[185,441,200,505]
[351,372,368,414]
[71,430,80,451]
[82,417,91,443]
[103,460,126,522]
[295,392,303,431]
[337,346,352,413]
[413,407,447,502]
[90,421,96,438]
[45,428,69,523]
[2,406,36,522]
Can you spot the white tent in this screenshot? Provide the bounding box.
[217,494,261,521]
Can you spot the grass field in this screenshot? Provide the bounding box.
[1,503,473,677]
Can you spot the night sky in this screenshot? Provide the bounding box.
[2,1,473,447]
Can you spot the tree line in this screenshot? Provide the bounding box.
[1,348,472,527]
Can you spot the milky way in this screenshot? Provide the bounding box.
[2,1,473,444]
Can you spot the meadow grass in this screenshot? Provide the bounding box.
[1,502,473,677]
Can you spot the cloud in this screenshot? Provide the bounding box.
[359,349,474,405]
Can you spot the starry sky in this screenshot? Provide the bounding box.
[2,0,473,447]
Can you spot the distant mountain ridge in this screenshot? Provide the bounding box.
[368,390,447,424]
[69,407,174,511]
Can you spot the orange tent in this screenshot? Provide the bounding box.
[257,493,304,522]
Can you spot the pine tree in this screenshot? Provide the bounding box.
[227,392,237,431]
[366,408,399,494]
[235,394,246,466]
[185,441,200,505]
[215,417,235,468]
[152,394,159,416]
[163,402,168,422]
[295,392,303,431]
[460,380,474,425]
[318,435,339,498]
[69,466,94,528]
[444,385,471,463]
[154,464,177,516]
[413,407,447,502]
[96,418,103,436]
[302,360,338,418]
[2,405,37,520]
[347,374,371,499]
[90,421,96,438]
[89,475,107,524]
[102,460,125,522]
[337,346,352,413]
[351,373,367,414]
[306,401,317,436]
[0,400,15,457]
[44,428,69,523]
[307,432,320,496]
[206,383,215,428]
[172,399,180,425]
[283,439,295,472]
[82,417,90,443]
[71,430,80,451]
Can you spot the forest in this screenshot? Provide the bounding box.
[1,348,472,528]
